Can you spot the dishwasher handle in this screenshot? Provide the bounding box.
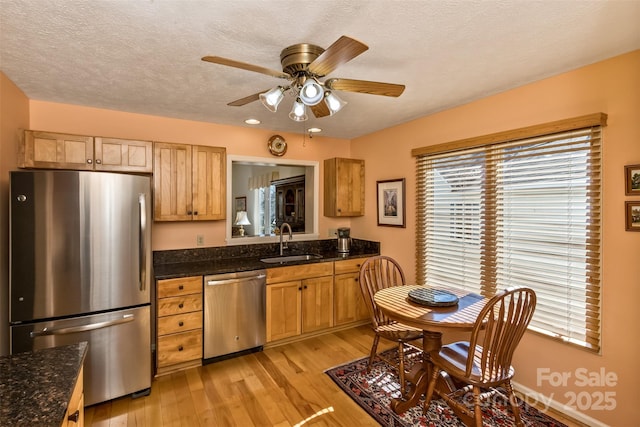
[207,274,266,286]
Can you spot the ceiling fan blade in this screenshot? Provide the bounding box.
[202,56,290,79]
[227,90,267,107]
[310,102,330,118]
[325,78,405,97]
[307,36,368,77]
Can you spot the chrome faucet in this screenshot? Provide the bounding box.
[279,222,293,256]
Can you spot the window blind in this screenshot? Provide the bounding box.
[415,125,602,352]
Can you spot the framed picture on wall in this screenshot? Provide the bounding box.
[626,201,640,232]
[377,178,406,227]
[625,164,640,195]
[235,196,246,213]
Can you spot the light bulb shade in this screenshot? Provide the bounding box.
[234,210,251,226]
[299,79,324,106]
[324,91,347,115]
[289,98,308,121]
[259,87,285,112]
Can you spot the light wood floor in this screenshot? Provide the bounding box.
[85,325,584,427]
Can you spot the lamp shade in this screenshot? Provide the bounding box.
[234,211,251,226]
[299,79,324,106]
[259,86,285,112]
[289,98,308,121]
[324,91,347,115]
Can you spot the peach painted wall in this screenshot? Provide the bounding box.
[0,73,30,355]
[27,102,355,250]
[351,50,640,425]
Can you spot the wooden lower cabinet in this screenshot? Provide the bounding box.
[301,275,334,333]
[334,258,370,325]
[62,366,84,427]
[266,280,302,341]
[156,276,203,375]
[266,263,334,342]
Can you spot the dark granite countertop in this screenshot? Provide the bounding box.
[0,342,88,427]
[153,238,380,279]
[154,250,378,279]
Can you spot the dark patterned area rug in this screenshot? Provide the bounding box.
[325,345,567,426]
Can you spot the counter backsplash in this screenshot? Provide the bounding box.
[153,238,380,266]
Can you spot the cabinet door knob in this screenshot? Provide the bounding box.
[187,210,192,215]
[178,345,184,351]
[355,278,358,282]
[193,211,198,215]
[95,159,102,164]
[303,285,308,289]
[87,159,93,164]
[68,410,80,423]
[178,321,184,327]
[178,303,184,309]
[178,285,184,290]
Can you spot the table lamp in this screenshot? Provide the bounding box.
[234,211,251,237]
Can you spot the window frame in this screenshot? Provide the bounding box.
[412,113,607,353]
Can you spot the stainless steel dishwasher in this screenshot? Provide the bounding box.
[204,269,267,359]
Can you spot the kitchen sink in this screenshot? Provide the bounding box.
[260,254,323,264]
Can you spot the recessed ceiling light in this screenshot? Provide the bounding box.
[307,127,322,133]
[245,118,261,125]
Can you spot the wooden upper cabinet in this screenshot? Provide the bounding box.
[20,130,94,170]
[20,130,153,172]
[94,137,153,172]
[192,145,226,220]
[153,142,226,221]
[324,157,365,217]
[154,142,193,221]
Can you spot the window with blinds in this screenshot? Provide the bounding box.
[414,117,603,352]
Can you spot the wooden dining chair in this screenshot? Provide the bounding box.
[358,255,423,394]
[423,286,537,427]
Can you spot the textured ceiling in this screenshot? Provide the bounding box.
[1,0,639,139]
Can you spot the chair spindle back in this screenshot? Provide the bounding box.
[359,256,406,328]
[467,286,536,384]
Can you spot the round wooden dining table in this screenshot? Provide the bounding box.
[373,285,488,416]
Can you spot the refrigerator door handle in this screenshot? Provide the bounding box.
[29,314,135,337]
[139,193,147,291]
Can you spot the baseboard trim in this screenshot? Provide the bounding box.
[512,380,609,427]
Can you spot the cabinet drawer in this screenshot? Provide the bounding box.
[157,329,202,367]
[158,294,202,317]
[334,257,368,275]
[157,276,202,298]
[157,311,202,336]
[267,262,334,284]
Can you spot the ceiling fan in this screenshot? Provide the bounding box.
[201,35,405,122]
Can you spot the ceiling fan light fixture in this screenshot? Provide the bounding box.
[289,98,308,121]
[299,79,324,106]
[259,86,285,112]
[324,91,347,115]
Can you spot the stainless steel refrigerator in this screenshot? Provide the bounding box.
[9,170,152,406]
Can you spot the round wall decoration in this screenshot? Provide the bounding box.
[268,135,287,156]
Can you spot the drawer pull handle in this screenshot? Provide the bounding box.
[178,303,184,309]
[178,321,184,327]
[178,345,184,351]
[68,410,80,423]
[178,285,184,290]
